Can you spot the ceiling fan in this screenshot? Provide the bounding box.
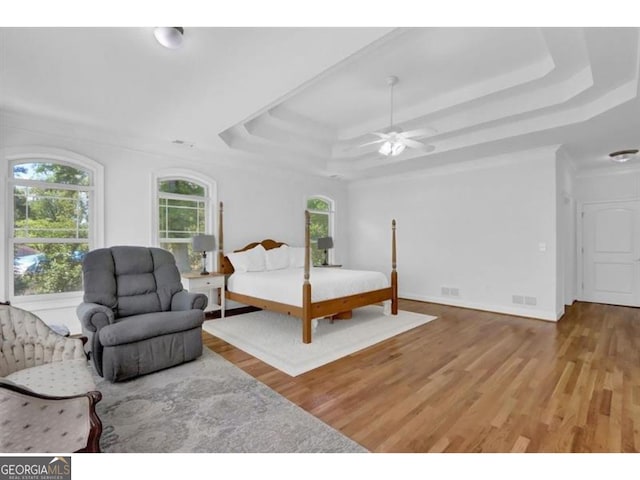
[359,76,436,157]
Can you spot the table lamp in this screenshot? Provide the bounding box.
[192,234,216,275]
[317,236,334,266]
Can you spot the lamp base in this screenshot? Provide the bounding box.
[200,251,208,275]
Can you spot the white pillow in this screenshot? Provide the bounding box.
[288,247,306,268]
[227,244,266,273]
[265,245,290,271]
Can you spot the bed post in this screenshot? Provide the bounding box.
[391,219,398,315]
[302,210,312,343]
[217,201,224,273]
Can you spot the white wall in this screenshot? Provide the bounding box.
[347,147,561,321]
[556,148,577,312]
[576,167,640,202]
[0,114,349,332]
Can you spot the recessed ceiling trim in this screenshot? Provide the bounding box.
[218,28,409,139]
[339,53,557,141]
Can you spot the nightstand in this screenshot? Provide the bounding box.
[181,272,225,317]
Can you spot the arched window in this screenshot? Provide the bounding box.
[9,157,101,299]
[306,195,335,266]
[156,176,213,273]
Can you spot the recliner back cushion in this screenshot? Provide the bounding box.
[150,248,183,311]
[82,248,118,309]
[112,247,162,318]
[82,246,184,318]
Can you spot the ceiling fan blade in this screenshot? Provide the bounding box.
[371,132,392,139]
[402,138,436,152]
[399,127,437,138]
[358,139,386,147]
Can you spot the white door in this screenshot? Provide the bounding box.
[582,200,640,307]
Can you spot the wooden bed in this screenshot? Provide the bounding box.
[216,202,398,343]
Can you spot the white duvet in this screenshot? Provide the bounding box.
[227,267,389,307]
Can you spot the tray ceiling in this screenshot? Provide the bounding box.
[1,27,639,180]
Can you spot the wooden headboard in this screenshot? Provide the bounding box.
[218,238,287,275]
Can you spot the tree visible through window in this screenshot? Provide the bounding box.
[307,196,334,266]
[11,162,92,297]
[158,179,208,273]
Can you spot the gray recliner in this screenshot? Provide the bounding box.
[76,246,207,382]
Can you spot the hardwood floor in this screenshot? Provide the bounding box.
[203,299,640,452]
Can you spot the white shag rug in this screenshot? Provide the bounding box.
[203,306,437,376]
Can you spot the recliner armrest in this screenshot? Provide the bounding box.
[171,290,208,311]
[76,302,115,332]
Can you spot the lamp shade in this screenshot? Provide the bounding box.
[192,235,216,252]
[317,237,334,250]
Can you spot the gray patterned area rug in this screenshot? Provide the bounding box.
[95,348,366,453]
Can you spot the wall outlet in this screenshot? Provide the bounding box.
[450,287,459,297]
[524,296,537,306]
[512,295,524,305]
[441,286,450,296]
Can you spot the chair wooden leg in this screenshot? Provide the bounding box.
[77,391,103,453]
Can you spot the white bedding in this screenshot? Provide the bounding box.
[227,267,389,307]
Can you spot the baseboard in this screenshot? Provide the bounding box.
[401,292,558,322]
[207,296,559,322]
[205,306,261,320]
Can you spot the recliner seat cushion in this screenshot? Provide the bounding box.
[100,327,202,382]
[98,310,204,347]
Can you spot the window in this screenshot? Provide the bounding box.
[157,178,210,273]
[10,161,95,298]
[306,196,335,266]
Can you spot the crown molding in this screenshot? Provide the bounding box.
[348,144,562,189]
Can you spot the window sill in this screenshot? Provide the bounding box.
[11,292,83,312]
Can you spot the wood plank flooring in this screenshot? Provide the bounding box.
[203,300,640,452]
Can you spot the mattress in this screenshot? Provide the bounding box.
[227,267,389,307]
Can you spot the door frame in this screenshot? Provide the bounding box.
[577,198,640,302]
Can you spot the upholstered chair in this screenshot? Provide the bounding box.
[76,246,207,382]
[0,304,102,453]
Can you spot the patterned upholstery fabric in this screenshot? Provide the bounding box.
[0,305,86,377]
[6,358,96,397]
[0,382,91,453]
[0,305,102,453]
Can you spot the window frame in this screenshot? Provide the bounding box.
[306,195,336,266]
[5,148,104,307]
[151,169,217,273]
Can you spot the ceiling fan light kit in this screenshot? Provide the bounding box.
[609,149,639,163]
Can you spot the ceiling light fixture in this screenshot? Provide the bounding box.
[609,149,639,163]
[154,27,184,49]
[379,139,406,156]
[356,76,435,157]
